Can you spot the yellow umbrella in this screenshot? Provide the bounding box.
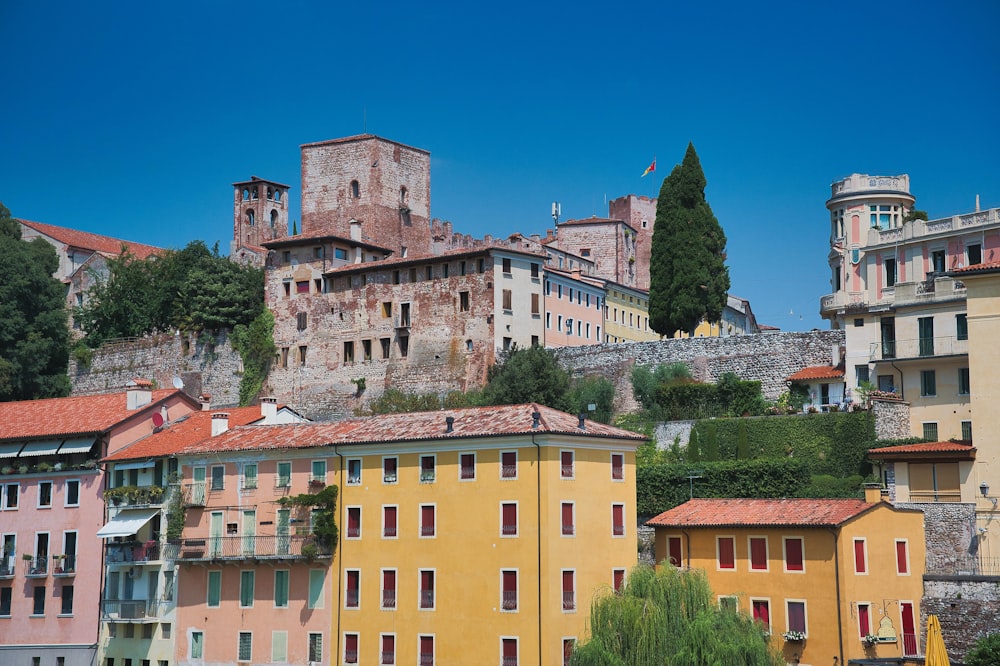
[925,615,950,666]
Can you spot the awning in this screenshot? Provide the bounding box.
[58,438,97,455]
[0,443,22,459]
[96,508,159,539]
[18,441,62,457]
[113,460,155,471]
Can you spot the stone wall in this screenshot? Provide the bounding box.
[922,577,1000,663]
[872,398,911,439]
[653,421,696,449]
[898,502,979,566]
[69,332,241,406]
[556,330,846,413]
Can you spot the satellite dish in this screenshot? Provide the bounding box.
[152,413,164,428]
[172,376,184,390]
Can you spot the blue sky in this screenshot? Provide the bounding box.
[3,1,998,331]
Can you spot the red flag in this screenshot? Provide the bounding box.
[641,159,656,178]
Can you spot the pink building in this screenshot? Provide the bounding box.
[0,383,197,666]
[543,267,605,347]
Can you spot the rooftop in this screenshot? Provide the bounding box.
[787,365,845,382]
[18,219,162,260]
[868,441,976,461]
[646,498,883,528]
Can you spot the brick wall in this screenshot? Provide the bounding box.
[608,195,656,290]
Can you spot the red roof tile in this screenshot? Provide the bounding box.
[178,403,646,456]
[868,441,976,460]
[558,217,628,227]
[0,390,191,440]
[103,406,267,462]
[787,365,845,382]
[949,260,1000,275]
[646,498,877,528]
[18,219,163,259]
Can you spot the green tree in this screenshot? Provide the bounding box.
[230,307,277,406]
[569,564,781,666]
[648,144,730,336]
[566,376,615,423]
[966,632,1000,666]
[0,202,71,400]
[480,344,570,411]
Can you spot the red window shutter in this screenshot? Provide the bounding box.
[750,537,767,569]
[753,600,769,625]
[561,451,573,468]
[461,453,474,478]
[420,636,433,654]
[422,456,434,471]
[854,540,867,573]
[421,506,435,535]
[502,451,516,469]
[345,634,358,652]
[858,604,870,636]
[421,571,434,593]
[385,458,397,475]
[348,507,360,535]
[347,570,359,593]
[503,638,517,658]
[502,503,517,534]
[668,536,682,567]
[786,538,803,571]
[384,570,395,591]
[613,569,625,592]
[385,506,397,533]
[788,601,806,633]
[382,635,394,655]
[896,541,908,574]
[612,504,624,535]
[562,570,574,593]
[611,453,624,479]
[561,503,574,534]
[503,570,517,593]
[719,537,735,569]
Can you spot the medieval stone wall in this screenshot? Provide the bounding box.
[922,577,1000,662]
[872,398,911,439]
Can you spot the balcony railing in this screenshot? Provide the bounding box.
[420,590,434,609]
[561,465,574,478]
[870,336,968,361]
[101,598,172,621]
[501,465,517,478]
[170,535,330,561]
[502,657,517,666]
[0,559,15,578]
[106,542,177,564]
[53,555,77,576]
[562,591,575,611]
[182,482,206,507]
[382,589,396,609]
[344,649,358,664]
[902,632,918,657]
[891,276,966,307]
[419,652,433,666]
[502,591,517,611]
[345,589,359,608]
[381,650,395,665]
[25,558,48,577]
[502,523,517,536]
[820,291,868,315]
[926,554,1000,576]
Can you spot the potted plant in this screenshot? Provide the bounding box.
[22,553,33,562]
[863,633,879,647]
[53,554,65,573]
[36,462,53,473]
[782,630,806,642]
[1,466,13,475]
[18,465,28,475]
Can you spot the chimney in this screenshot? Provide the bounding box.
[572,268,582,280]
[211,412,230,437]
[260,396,277,422]
[578,414,587,430]
[863,482,883,504]
[126,379,153,411]
[445,416,455,433]
[198,393,212,411]
[349,218,362,241]
[832,344,841,367]
[531,411,541,429]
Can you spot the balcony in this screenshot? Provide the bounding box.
[0,560,15,578]
[891,276,966,307]
[101,598,172,622]
[24,557,48,577]
[52,555,77,576]
[819,291,869,316]
[870,336,968,362]
[104,485,166,508]
[926,554,1000,576]
[182,482,206,507]
[170,535,331,561]
[106,541,177,564]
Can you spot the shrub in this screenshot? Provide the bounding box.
[967,633,1000,666]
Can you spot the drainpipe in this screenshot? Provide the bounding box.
[682,530,691,568]
[334,445,344,665]
[830,527,845,666]
[531,420,543,666]
[890,360,904,400]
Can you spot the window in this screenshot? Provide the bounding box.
[530,262,539,278]
[922,422,939,440]
[459,291,470,312]
[2,483,17,510]
[345,570,360,609]
[749,537,768,571]
[500,451,517,479]
[274,570,289,608]
[272,631,288,663]
[36,481,52,508]
[957,313,968,341]
[60,584,74,614]
[296,312,307,331]
[298,345,307,366]
[350,180,360,198]
[398,335,409,358]
[380,634,395,664]
[910,462,961,502]
[560,450,574,479]
[420,505,436,537]
[787,600,807,635]
[717,536,735,570]
[959,368,970,395]
[280,347,289,367]
[380,338,391,359]
[611,453,624,480]
[191,631,204,659]
[419,635,434,666]
[238,632,252,662]
[381,569,397,609]
[612,504,625,537]
[918,316,935,356]
[856,364,870,387]
[961,420,973,441]
[502,258,512,274]
[240,570,255,607]
[343,341,355,364]
[419,570,435,609]
[383,506,398,538]
[207,570,221,607]
[347,459,361,485]
[383,457,398,484]
[32,585,45,615]
[501,502,517,537]
[502,289,512,311]
[561,502,574,536]
[895,540,910,575]
[501,570,518,611]
[751,599,770,631]
[276,461,291,488]
[857,602,872,637]
[920,370,936,397]
[460,453,475,480]
[308,633,323,663]
[667,536,683,567]
[719,595,738,612]
[561,570,575,611]
[210,465,224,491]
[968,243,982,266]
[884,257,896,287]
[784,537,804,572]
[143,624,154,639]
[502,638,518,666]
[311,460,326,484]
[65,480,80,507]
[243,463,257,490]
[346,507,361,539]
[308,570,325,609]
[420,455,435,483]
[0,587,11,616]
[335,247,348,260]
[853,538,868,574]
[162,624,171,639]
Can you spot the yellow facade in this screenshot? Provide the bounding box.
[651,501,924,666]
[334,433,639,665]
[604,284,658,343]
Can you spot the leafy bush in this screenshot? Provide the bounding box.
[966,632,1000,666]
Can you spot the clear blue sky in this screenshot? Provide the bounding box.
[3,1,998,331]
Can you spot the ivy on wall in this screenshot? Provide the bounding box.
[230,307,277,406]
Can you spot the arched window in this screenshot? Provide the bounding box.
[400,186,408,204]
[274,190,282,202]
[251,187,259,200]
[267,188,273,200]
[270,210,278,229]
[246,210,255,226]
[242,188,250,201]
[350,180,360,198]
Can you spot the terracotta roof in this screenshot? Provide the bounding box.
[787,365,845,382]
[18,219,162,259]
[262,232,392,253]
[232,175,291,189]
[0,390,190,441]
[758,324,781,331]
[868,441,976,461]
[557,216,630,228]
[949,260,1000,275]
[178,403,646,456]
[646,498,877,528]
[103,406,267,462]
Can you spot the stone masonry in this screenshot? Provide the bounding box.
[607,194,657,290]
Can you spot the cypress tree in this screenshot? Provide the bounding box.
[649,143,730,336]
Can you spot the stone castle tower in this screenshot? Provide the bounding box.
[232,176,290,250]
[300,134,432,257]
[608,194,657,290]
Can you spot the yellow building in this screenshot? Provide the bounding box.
[678,294,761,339]
[603,282,658,343]
[648,492,925,666]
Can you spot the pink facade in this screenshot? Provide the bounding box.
[543,268,605,347]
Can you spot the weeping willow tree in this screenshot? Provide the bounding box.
[570,564,782,666]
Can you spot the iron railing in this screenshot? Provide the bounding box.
[902,632,918,657]
[381,590,396,609]
[502,591,517,611]
[25,558,47,577]
[926,555,1000,576]
[106,542,177,563]
[169,535,330,561]
[101,598,172,621]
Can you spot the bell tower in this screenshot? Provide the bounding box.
[232,176,290,253]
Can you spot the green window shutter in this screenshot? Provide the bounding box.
[274,570,289,608]
[240,570,255,607]
[308,569,324,609]
[191,631,203,659]
[271,631,288,662]
[207,571,221,607]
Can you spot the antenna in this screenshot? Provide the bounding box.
[551,202,561,224]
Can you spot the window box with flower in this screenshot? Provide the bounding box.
[782,631,806,642]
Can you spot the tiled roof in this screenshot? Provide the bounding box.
[646,498,876,528]
[179,403,646,455]
[18,219,162,259]
[949,260,1000,275]
[758,324,781,331]
[103,406,267,462]
[0,390,189,441]
[868,441,976,460]
[558,217,626,227]
[787,365,845,382]
[262,232,392,253]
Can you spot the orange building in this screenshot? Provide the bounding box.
[648,492,925,666]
